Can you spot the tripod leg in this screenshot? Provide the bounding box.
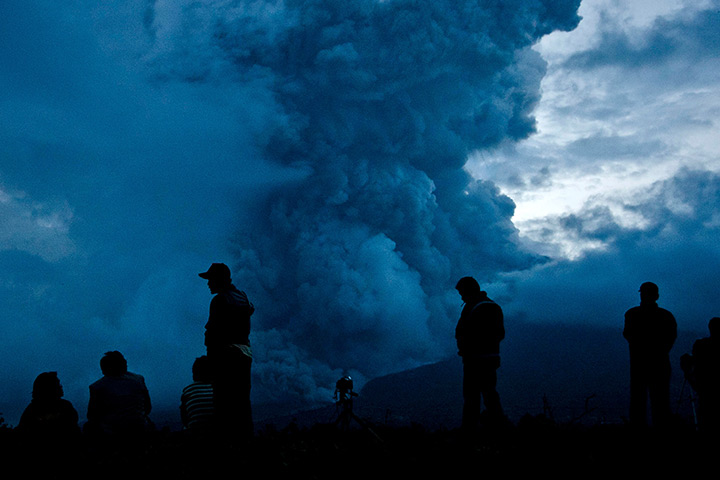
[351,413,383,443]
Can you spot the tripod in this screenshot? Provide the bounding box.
[334,389,360,430]
[333,380,382,442]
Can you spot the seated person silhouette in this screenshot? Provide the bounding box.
[180,356,215,433]
[85,351,152,438]
[17,371,80,440]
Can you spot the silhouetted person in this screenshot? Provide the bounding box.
[455,276,505,433]
[16,372,80,470]
[17,372,80,439]
[199,262,254,440]
[85,351,152,439]
[681,317,720,432]
[180,356,215,433]
[623,282,677,428]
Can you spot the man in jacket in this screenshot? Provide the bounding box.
[199,262,254,440]
[455,276,505,433]
[623,282,677,428]
[86,351,152,438]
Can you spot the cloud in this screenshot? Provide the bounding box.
[498,168,720,332]
[466,1,720,260]
[161,0,580,404]
[0,0,583,424]
[0,187,75,261]
[564,3,720,71]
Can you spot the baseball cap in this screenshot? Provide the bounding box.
[199,263,231,280]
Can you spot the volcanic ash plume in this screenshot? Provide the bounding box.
[145,0,581,405]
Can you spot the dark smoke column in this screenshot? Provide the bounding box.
[144,0,581,405]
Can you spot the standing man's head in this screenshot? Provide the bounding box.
[456,276,481,303]
[639,282,659,304]
[100,351,128,377]
[199,263,232,294]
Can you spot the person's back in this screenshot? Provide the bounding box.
[455,293,505,359]
[624,303,677,362]
[86,351,152,437]
[18,398,79,437]
[623,282,677,427]
[17,372,80,439]
[88,372,151,434]
[15,372,80,470]
[205,284,253,351]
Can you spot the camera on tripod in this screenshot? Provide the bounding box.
[331,375,382,441]
[334,375,358,405]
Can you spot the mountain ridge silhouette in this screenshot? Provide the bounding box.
[256,321,701,431]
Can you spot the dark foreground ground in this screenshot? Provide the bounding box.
[2,417,718,479]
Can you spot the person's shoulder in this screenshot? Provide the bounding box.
[476,297,501,309]
[210,292,226,305]
[59,398,79,416]
[123,372,147,384]
[89,376,107,389]
[694,336,713,349]
[655,307,676,322]
[227,287,250,302]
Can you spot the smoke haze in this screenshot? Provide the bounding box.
[10,1,720,427]
[0,0,581,422]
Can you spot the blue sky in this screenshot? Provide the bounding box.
[1,0,718,426]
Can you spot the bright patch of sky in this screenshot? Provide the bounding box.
[467,0,720,259]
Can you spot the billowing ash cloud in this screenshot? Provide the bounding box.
[139,0,581,404]
[0,0,580,421]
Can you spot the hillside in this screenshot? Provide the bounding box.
[352,321,701,429]
[124,321,703,433]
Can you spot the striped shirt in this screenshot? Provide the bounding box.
[180,382,214,430]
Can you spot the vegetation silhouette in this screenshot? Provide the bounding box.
[1,411,716,479]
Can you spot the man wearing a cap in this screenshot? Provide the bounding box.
[199,263,254,439]
[623,282,677,428]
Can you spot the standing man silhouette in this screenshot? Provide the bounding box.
[681,317,720,432]
[199,262,254,440]
[455,276,505,434]
[623,282,677,428]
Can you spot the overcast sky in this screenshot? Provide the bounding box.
[1,0,718,426]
